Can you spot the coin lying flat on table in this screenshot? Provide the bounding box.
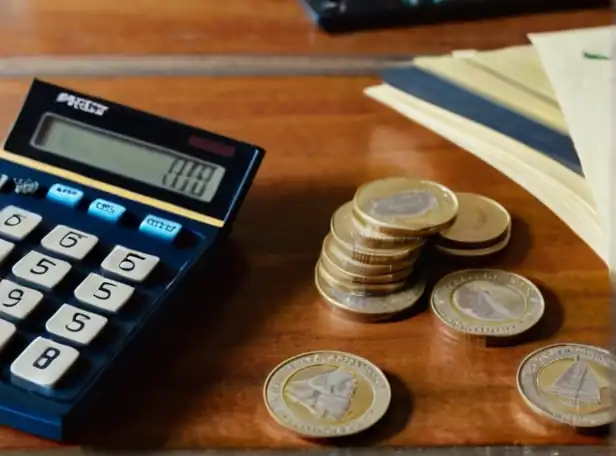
[436,192,511,249]
[430,269,544,340]
[323,234,418,276]
[517,343,616,428]
[353,176,458,236]
[263,351,391,438]
[316,264,426,321]
[330,202,417,265]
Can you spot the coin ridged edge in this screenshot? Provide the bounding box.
[263,350,392,438]
[430,268,545,337]
[434,227,512,257]
[515,343,616,428]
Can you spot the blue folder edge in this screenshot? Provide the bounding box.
[380,66,583,176]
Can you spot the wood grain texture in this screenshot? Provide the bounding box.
[0,76,610,450]
[0,1,610,56]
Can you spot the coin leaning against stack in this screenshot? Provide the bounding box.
[315,176,459,322]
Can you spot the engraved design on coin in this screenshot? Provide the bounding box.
[449,206,489,238]
[431,269,544,336]
[264,351,391,437]
[285,367,356,420]
[366,190,437,218]
[517,344,616,427]
[452,281,525,322]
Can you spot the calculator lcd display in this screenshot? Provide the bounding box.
[32,114,225,203]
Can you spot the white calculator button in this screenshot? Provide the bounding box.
[0,319,16,353]
[101,246,159,282]
[12,251,71,289]
[41,225,98,260]
[46,304,107,345]
[0,279,43,320]
[0,206,42,241]
[0,238,14,265]
[10,337,79,388]
[74,273,134,313]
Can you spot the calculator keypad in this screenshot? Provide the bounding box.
[0,279,43,320]
[0,206,42,241]
[0,238,14,265]
[101,245,160,283]
[45,304,108,346]
[0,319,16,353]
[41,225,98,260]
[10,337,79,388]
[74,273,134,313]
[12,251,72,290]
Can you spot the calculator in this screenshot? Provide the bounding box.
[0,80,265,441]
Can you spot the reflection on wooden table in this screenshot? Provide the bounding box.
[0,76,608,450]
[0,1,610,56]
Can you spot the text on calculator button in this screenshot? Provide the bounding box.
[88,199,126,223]
[10,337,79,389]
[0,206,42,240]
[0,279,43,321]
[13,251,72,289]
[46,184,84,208]
[74,273,134,313]
[101,246,159,283]
[46,304,107,346]
[41,225,98,260]
[0,319,16,354]
[139,215,182,242]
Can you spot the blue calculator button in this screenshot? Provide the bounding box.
[139,215,182,242]
[88,199,126,222]
[46,184,83,207]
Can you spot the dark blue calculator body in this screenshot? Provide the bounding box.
[0,80,265,441]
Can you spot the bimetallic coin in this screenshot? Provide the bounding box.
[330,202,416,265]
[263,351,391,438]
[517,343,616,428]
[430,269,544,338]
[324,234,419,276]
[321,245,415,285]
[316,266,426,321]
[435,227,511,258]
[350,213,426,250]
[353,177,458,236]
[317,261,407,295]
[437,193,511,248]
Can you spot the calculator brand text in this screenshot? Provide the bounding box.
[55,93,109,116]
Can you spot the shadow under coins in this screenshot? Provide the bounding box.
[77,182,359,449]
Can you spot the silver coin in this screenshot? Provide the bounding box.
[517,343,616,427]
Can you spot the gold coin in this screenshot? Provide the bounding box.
[330,201,417,264]
[430,269,544,338]
[321,247,415,285]
[316,266,426,321]
[437,193,511,248]
[263,351,391,438]
[350,214,427,250]
[434,226,511,257]
[517,343,616,428]
[317,260,407,295]
[353,177,458,236]
[323,234,419,276]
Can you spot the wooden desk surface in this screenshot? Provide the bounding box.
[0,76,610,452]
[0,1,610,57]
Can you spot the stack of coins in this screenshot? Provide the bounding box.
[315,176,459,321]
[434,193,512,258]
